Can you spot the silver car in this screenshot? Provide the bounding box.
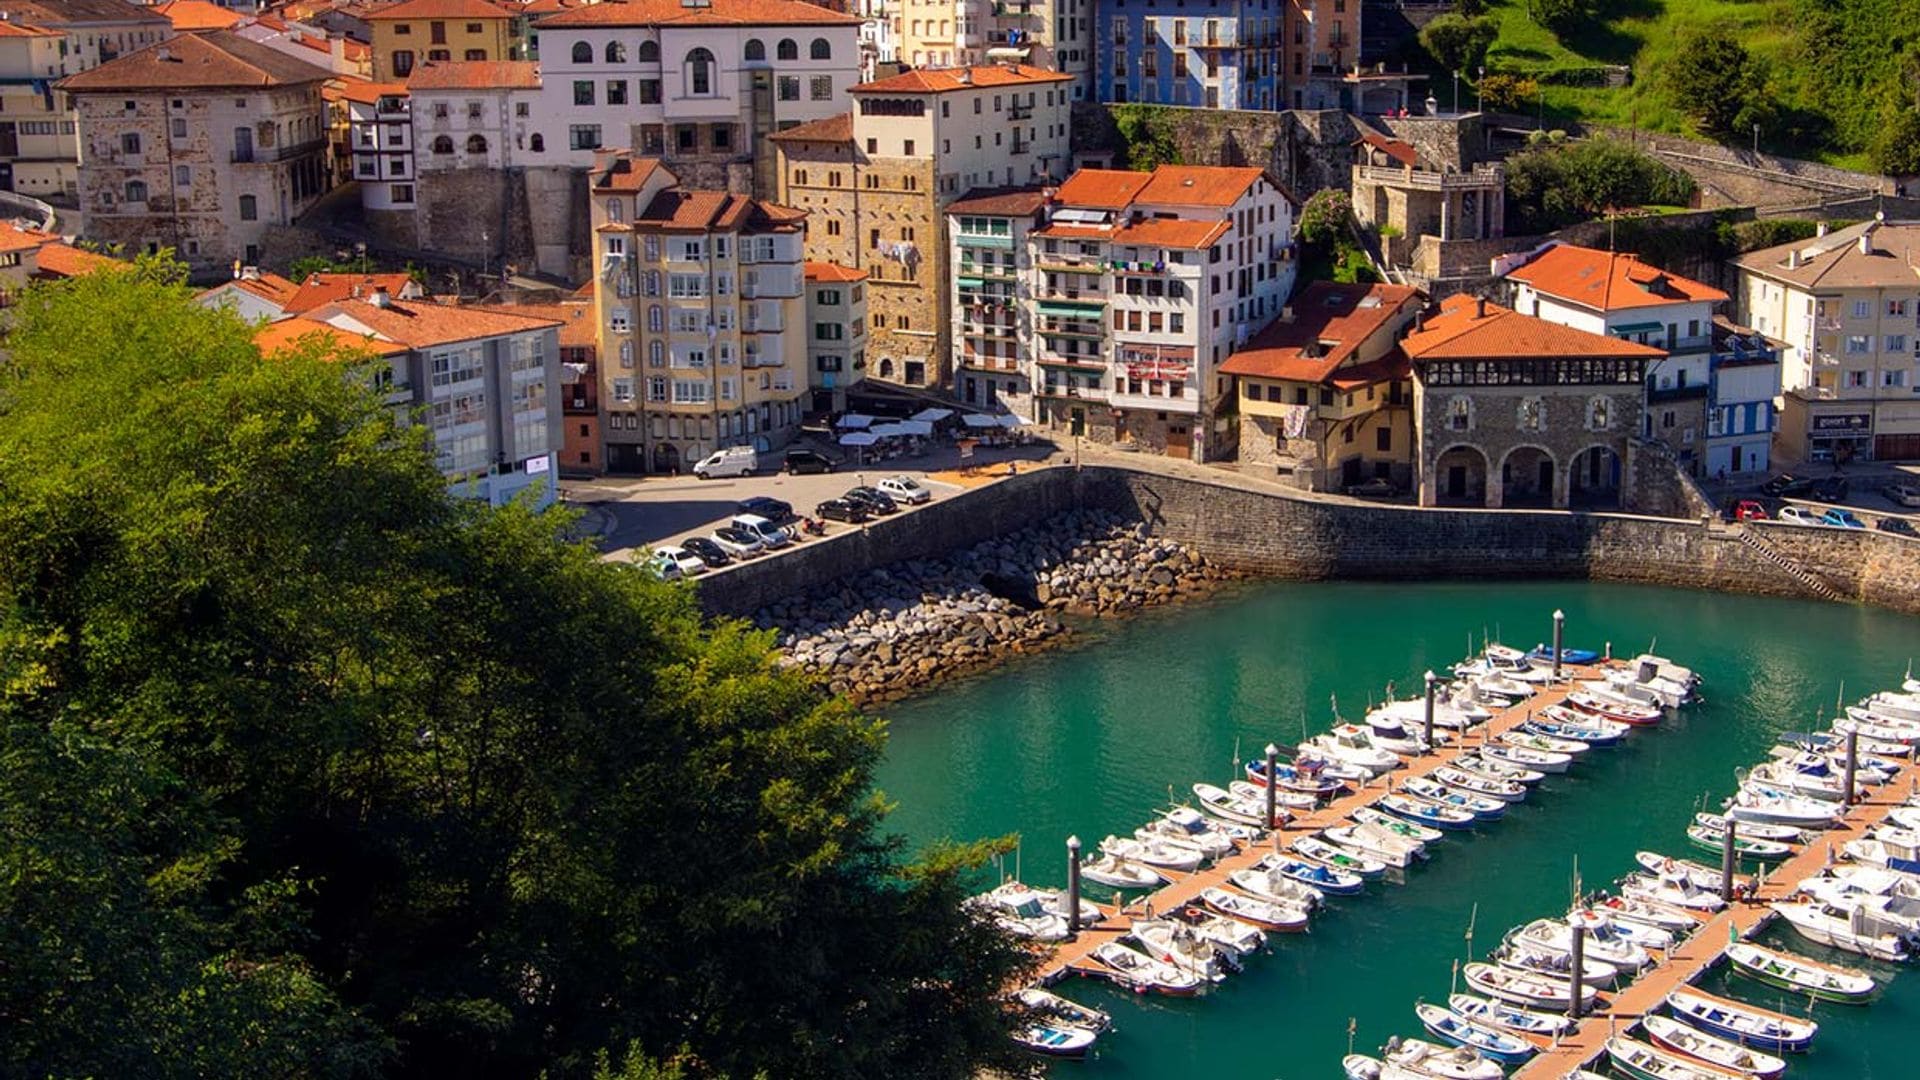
[877,475,933,505]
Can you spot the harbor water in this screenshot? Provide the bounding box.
[873,580,1920,1079]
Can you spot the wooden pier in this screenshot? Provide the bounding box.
[1514,750,1920,1079]
[1038,663,1609,985]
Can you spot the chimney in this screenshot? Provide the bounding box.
[240,265,260,281]
[1858,234,1873,255]
[1816,221,1828,237]
[1281,304,1294,323]
[1474,296,1487,318]
[156,46,170,61]
[370,285,391,309]
[957,67,972,85]
[1787,249,1802,269]
[1414,310,1426,332]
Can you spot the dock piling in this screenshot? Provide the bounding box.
[1264,744,1279,831]
[1423,670,1438,752]
[1845,728,1859,806]
[1566,916,1585,1020]
[1551,609,1566,682]
[1066,835,1082,937]
[1720,816,1738,904]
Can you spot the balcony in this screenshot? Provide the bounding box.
[960,351,1020,372]
[958,321,1018,340]
[1009,136,1030,155]
[1036,353,1105,370]
[956,262,1016,280]
[1036,382,1100,399]
[1035,251,1105,273]
[230,136,327,165]
[1036,318,1102,340]
[1007,102,1032,120]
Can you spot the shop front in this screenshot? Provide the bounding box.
[1873,401,1920,461]
[1806,409,1873,464]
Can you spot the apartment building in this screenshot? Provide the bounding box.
[1283,0,1358,110]
[945,185,1046,417]
[856,0,892,76]
[587,152,811,475]
[1733,218,1920,464]
[804,260,868,412]
[60,32,332,276]
[407,59,540,172]
[1096,0,1282,110]
[893,0,1090,96]
[0,0,173,199]
[528,0,861,193]
[772,62,1073,390]
[340,80,413,212]
[366,0,525,82]
[480,298,600,474]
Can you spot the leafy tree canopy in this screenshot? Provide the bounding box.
[1665,26,1769,138]
[1870,108,1920,176]
[1503,137,1697,234]
[1420,14,1499,74]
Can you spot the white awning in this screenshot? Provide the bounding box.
[838,431,879,446]
[836,413,875,429]
[998,414,1028,428]
[898,419,934,436]
[869,422,909,437]
[962,414,1001,428]
[910,407,954,422]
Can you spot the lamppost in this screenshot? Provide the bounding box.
[1452,70,1459,116]
[1476,65,1484,114]
[1752,123,1760,157]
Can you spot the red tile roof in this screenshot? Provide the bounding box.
[766,111,850,143]
[637,190,804,232]
[204,270,303,306]
[0,19,60,36]
[0,222,45,254]
[1135,165,1271,209]
[1505,242,1728,311]
[285,271,422,313]
[1112,218,1230,249]
[589,153,669,192]
[57,31,331,91]
[1402,293,1669,361]
[406,59,539,89]
[1053,168,1153,210]
[538,0,857,27]
[255,315,410,359]
[365,0,515,19]
[805,260,866,283]
[1355,129,1416,167]
[469,301,595,348]
[155,0,245,29]
[334,78,409,104]
[1219,282,1423,382]
[946,186,1050,217]
[854,62,1071,93]
[31,240,121,279]
[313,297,560,348]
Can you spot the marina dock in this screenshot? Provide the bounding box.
[1038,663,1610,985]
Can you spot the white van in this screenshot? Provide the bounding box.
[729,513,792,549]
[693,446,758,479]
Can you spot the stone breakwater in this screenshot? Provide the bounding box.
[752,509,1234,704]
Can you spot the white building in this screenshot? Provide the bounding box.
[407,59,540,174]
[342,80,414,211]
[856,0,893,77]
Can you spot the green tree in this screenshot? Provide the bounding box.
[1419,14,1498,74]
[1111,104,1181,170]
[1479,73,1539,114]
[0,268,1033,1079]
[1870,108,1920,175]
[1503,138,1696,233]
[1666,27,1761,137]
[1299,188,1353,247]
[1528,0,1590,35]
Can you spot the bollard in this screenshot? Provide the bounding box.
[1567,916,1586,1019]
[1845,728,1859,807]
[1066,835,1082,937]
[1551,609,1566,682]
[1721,817,1739,904]
[1423,670,1438,754]
[1264,743,1280,831]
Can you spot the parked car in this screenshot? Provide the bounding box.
[1761,474,1814,498]
[729,513,792,549]
[1346,477,1397,499]
[815,498,871,524]
[1776,505,1823,527]
[652,545,708,577]
[737,495,795,523]
[1812,476,1850,501]
[1876,516,1918,537]
[692,445,758,480]
[877,475,933,505]
[709,526,766,557]
[1884,482,1920,508]
[843,486,900,515]
[1729,499,1769,522]
[784,448,836,475]
[1820,507,1866,530]
[644,552,683,581]
[681,535,733,568]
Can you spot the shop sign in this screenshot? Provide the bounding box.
[1810,412,1870,434]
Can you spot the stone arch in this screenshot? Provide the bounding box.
[652,443,680,474]
[570,40,591,63]
[878,356,895,379]
[1567,443,1624,510]
[685,46,715,95]
[638,39,659,63]
[1498,444,1558,509]
[1431,443,1489,507]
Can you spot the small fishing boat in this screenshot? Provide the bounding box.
[1633,653,1702,690]
[1827,862,1920,899]
[1384,1036,1507,1080]
[1835,709,1920,746]
[1462,961,1597,1011]
[1499,727,1591,757]
[1881,804,1920,833]
[1252,853,1365,897]
[1126,920,1229,982]
[1229,864,1329,908]
[1432,764,1528,803]
[1413,1002,1535,1064]
[1161,804,1260,847]
[1862,689,1920,723]
[1026,883,1098,926]
[1302,725,1404,774]
[1620,871,1725,912]
[1466,643,1555,683]
[1166,903,1267,958]
[1343,1054,1387,1080]
[1013,1021,1098,1059]
[1446,992,1573,1038]
[1294,834,1389,879]
[1843,825,1920,875]
[1016,986,1111,1033]
[1531,707,1630,746]
[1745,760,1849,803]
[1078,852,1167,889]
[1369,696,1491,734]
[1642,1014,1786,1080]
[1450,751,1546,786]
[1511,916,1651,971]
[1198,885,1309,932]
[1567,905,1677,951]
[1099,834,1203,872]
[1137,817,1235,860]
[1466,671,1536,700]
[1606,1035,1741,1080]
[1794,881,1920,945]
[1686,823,1792,861]
[1402,776,1506,820]
[1725,787,1840,829]
[1364,714,1446,757]
[1726,939,1880,1001]
[1768,746,1900,786]
[1354,804,1448,844]
[1089,941,1204,996]
[1324,822,1426,867]
[1770,900,1911,962]
[1597,661,1695,707]
[1664,987,1817,1053]
[1494,942,1620,986]
[1779,727,1912,761]
[1378,792,1477,831]
[1192,782,1280,829]
[1530,643,1601,665]
[1480,742,1573,774]
[1242,756,1346,797]
[1228,778,1319,812]
[1633,851,1748,895]
[1590,892,1700,933]
[1565,689,1663,726]
[1692,812,1802,845]
[973,881,1072,941]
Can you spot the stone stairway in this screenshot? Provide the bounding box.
[1737,527,1844,602]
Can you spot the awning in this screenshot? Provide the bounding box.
[910,407,954,422]
[838,431,879,446]
[869,422,909,437]
[1037,301,1104,316]
[836,413,875,429]
[898,419,934,436]
[998,414,1028,428]
[962,414,1002,428]
[957,276,985,289]
[1612,321,1663,335]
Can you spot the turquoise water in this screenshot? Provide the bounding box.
[873,581,1920,1079]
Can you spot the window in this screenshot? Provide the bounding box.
[711,124,730,149]
[1884,369,1908,388]
[1853,300,1872,319]
[811,75,833,100]
[428,49,450,61]
[815,322,844,340]
[676,125,695,151]
[529,133,545,152]
[429,20,446,43]
[605,41,626,63]
[639,79,661,103]
[1887,335,1908,354]
[467,101,483,119]
[777,38,797,60]
[638,40,660,62]
[574,80,594,105]
[464,49,485,60]
[466,134,488,153]
[903,139,915,155]
[390,183,414,203]
[1888,298,1911,317]
[810,37,831,60]
[120,132,140,155]
[239,194,257,220]
[647,376,666,401]
[393,23,411,34]
[169,117,185,139]
[173,165,190,187]
[569,125,602,150]
[745,38,765,61]
[686,47,714,94]
[1846,334,1871,354]
[647,304,663,332]
[123,179,146,202]
[818,288,841,305]
[777,75,799,101]
[1375,427,1391,452]
[392,50,414,76]
[607,80,627,105]
[571,41,592,63]
[613,377,635,402]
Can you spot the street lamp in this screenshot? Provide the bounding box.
[1452,70,1459,116]
[1476,65,1484,114]
[1752,123,1760,156]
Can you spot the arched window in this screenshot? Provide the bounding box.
[605,41,625,63]
[647,304,663,332]
[529,133,544,152]
[744,38,765,61]
[685,47,714,95]
[570,41,591,63]
[125,179,147,202]
[619,341,633,367]
[638,40,659,62]
[777,38,797,61]
[649,340,664,366]
[810,37,830,60]
[466,134,488,153]
[431,135,454,154]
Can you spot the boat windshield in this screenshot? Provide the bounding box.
[1008,898,1045,918]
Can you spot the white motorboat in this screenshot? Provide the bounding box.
[1631,653,1700,691]
[1228,778,1320,812]
[1383,1037,1505,1080]
[1024,883,1098,926]
[1251,851,1364,896]
[1466,671,1536,700]
[1302,725,1403,774]
[1607,1035,1739,1080]
[1620,870,1725,912]
[1450,751,1546,786]
[1841,830,1920,875]
[1664,987,1817,1053]
[1770,900,1911,961]
[1016,986,1111,1033]
[1862,690,1920,723]
[1499,727,1590,757]
[1796,872,1920,941]
[1353,804,1447,844]
[1323,822,1425,867]
[1589,891,1700,933]
[1641,1014,1785,1079]
[1100,833,1204,872]
[1089,941,1204,996]
[1369,695,1490,734]
[1192,782,1279,829]
[1165,903,1268,957]
[1726,786,1841,828]
[1433,764,1528,802]
[1836,709,1920,746]
[1533,706,1632,745]
[1480,742,1572,774]
[1159,804,1258,848]
[1494,942,1619,986]
[1881,804,1920,833]
[1412,1002,1535,1064]
[1078,852,1167,889]
[1768,745,1899,786]
[1293,834,1389,879]
[1686,823,1792,861]
[1462,961,1597,1011]
[1727,939,1881,1001]
[1633,851,1748,895]
[1126,919,1229,982]
[1198,885,1309,932]
[1745,760,1849,803]
[1446,992,1573,1038]
[1827,862,1920,899]
[1510,916,1651,972]
[1692,811,1802,844]
[1402,776,1506,819]
[973,881,1072,941]
[1606,658,1697,706]
[1013,1020,1098,1058]
[1565,904,1677,951]
[1363,713,1446,756]
[1137,816,1235,860]
[1227,866,1327,910]
[1564,689,1662,726]
[1475,643,1556,682]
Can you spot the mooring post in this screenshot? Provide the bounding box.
[1264,743,1280,832]
[1845,728,1859,807]
[1721,817,1739,904]
[1567,915,1586,1019]
[1552,609,1566,682]
[1423,670,1438,754]
[1065,835,1082,937]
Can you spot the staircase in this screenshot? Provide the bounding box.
[1736,527,1844,602]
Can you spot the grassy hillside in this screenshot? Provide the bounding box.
[1464,0,1919,169]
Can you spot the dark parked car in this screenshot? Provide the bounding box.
[681,535,733,568]
[843,486,900,515]
[815,498,870,524]
[1877,517,1918,537]
[737,495,794,523]
[1812,476,1850,502]
[1761,474,1814,498]
[784,448,836,475]
[1345,477,1397,499]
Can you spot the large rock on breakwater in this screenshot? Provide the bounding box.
[753,509,1232,704]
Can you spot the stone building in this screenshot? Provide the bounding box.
[770,62,1073,390]
[587,152,811,474]
[804,260,868,413]
[1403,293,1664,510]
[1219,280,1421,490]
[60,32,331,277]
[365,0,526,82]
[1350,126,1503,283]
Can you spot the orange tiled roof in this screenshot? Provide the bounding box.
[1135,165,1272,209]
[334,78,408,103]
[637,190,803,233]
[58,31,331,91]
[365,0,515,19]
[590,153,668,192]
[0,20,60,36]
[1112,217,1230,250]
[1053,168,1153,210]
[1505,242,1728,311]
[468,301,595,348]
[314,297,561,348]
[767,111,850,143]
[255,315,409,359]
[539,0,857,27]
[203,270,303,306]
[0,222,44,254]
[285,271,421,313]
[155,0,245,30]
[1402,293,1669,362]
[854,62,1071,93]
[31,240,121,279]
[406,59,539,89]
[947,185,1050,217]
[1219,282,1423,382]
[805,260,866,283]
[1355,129,1416,167]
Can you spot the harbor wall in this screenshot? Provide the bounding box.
[694,465,1920,618]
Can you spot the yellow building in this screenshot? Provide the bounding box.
[1220,281,1424,492]
[365,0,524,82]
